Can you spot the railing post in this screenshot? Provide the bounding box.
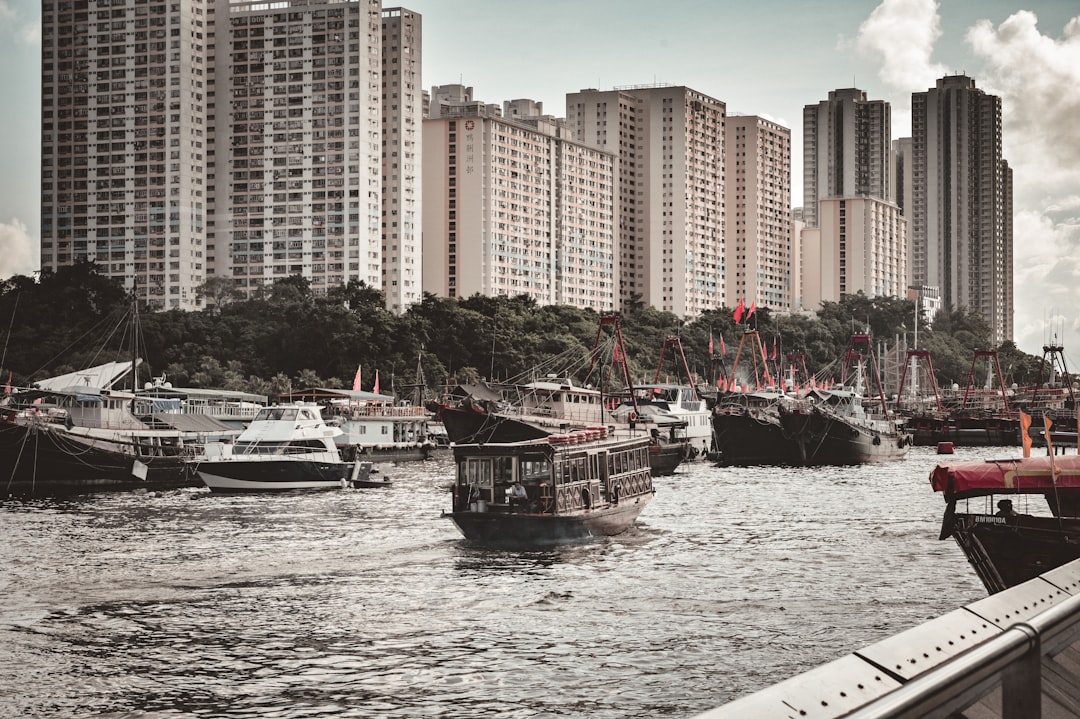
[1002,623,1041,719]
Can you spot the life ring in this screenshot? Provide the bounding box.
[628,411,639,423]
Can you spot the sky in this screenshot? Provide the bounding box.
[1,0,1078,358]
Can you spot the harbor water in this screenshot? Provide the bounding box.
[1,446,1022,718]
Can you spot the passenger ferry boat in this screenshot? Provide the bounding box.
[932,453,1080,593]
[194,403,381,493]
[444,427,655,545]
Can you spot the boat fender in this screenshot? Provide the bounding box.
[897,437,906,449]
[872,434,881,445]
[581,487,592,509]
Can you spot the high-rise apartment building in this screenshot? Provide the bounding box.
[724,115,792,311]
[803,88,893,228]
[41,0,211,310]
[421,89,616,311]
[911,75,1013,343]
[380,7,422,313]
[801,88,905,308]
[41,0,420,314]
[566,86,725,318]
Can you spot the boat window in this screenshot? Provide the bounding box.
[494,456,513,486]
[281,408,299,421]
[466,458,492,490]
[521,456,550,481]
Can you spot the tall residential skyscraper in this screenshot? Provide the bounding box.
[421,92,616,311]
[801,88,905,308]
[41,0,212,310]
[724,115,792,311]
[566,86,726,318]
[380,7,422,313]
[803,88,893,228]
[41,0,421,314]
[911,75,1013,343]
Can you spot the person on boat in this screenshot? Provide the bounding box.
[995,499,1018,518]
[509,481,529,512]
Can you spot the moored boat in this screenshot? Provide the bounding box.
[193,403,383,492]
[0,365,242,497]
[931,453,1080,593]
[443,427,655,545]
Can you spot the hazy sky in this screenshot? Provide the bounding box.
[1,0,1077,358]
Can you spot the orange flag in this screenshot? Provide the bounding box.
[1020,411,1032,458]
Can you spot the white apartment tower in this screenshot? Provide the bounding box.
[422,99,616,311]
[801,88,905,307]
[41,0,211,310]
[724,115,792,311]
[566,86,726,318]
[214,0,383,299]
[803,88,893,228]
[911,75,1013,343]
[381,7,422,313]
[41,0,420,313]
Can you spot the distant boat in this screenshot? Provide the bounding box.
[280,387,439,463]
[433,315,694,475]
[443,428,655,545]
[0,362,241,497]
[194,403,385,493]
[931,453,1080,593]
[712,334,910,466]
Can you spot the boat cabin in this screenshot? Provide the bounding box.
[451,432,652,516]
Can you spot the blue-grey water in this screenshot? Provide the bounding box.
[1,446,1018,718]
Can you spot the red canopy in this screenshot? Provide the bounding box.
[930,455,1080,499]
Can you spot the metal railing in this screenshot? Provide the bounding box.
[695,559,1080,719]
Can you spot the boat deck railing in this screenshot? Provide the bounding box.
[694,558,1080,718]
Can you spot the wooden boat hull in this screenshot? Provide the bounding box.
[777,406,909,465]
[447,495,652,545]
[712,407,803,466]
[0,420,194,497]
[942,512,1080,593]
[907,415,1020,447]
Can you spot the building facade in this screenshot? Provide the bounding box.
[801,88,904,307]
[566,85,726,318]
[41,0,420,314]
[803,88,893,229]
[421,93,616,311]
[41,0,211,310]
[911,75,1013,343]
[380,7,422,313]
[724,115,792,311]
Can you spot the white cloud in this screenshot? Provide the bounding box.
[855,0,949,92]
[0,219,37,279]
[964,12,1080,355]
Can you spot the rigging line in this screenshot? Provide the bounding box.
[4,422,35,494]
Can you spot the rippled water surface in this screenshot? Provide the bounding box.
[1,446,1019,718]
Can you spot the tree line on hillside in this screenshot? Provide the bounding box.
[0,262,1049,399]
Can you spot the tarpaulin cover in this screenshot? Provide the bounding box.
[929,455,1080,499]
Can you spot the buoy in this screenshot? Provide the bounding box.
[937,441,954,454]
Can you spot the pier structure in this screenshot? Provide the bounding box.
[696,559,1080,718]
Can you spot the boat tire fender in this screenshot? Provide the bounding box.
[872,434,881,446]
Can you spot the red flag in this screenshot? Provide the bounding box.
[708,332,714,355]
[720,336,726,355]
[1019,411,1032,458]
[733,298,745,324]
[771,339,777,360]
[747,301,757,320]
[373,370,380,395]
[352,365,363,392]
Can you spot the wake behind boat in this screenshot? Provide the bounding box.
[194,403,383,492]
[444,428,655,546]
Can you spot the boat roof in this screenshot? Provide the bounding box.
[33,360,136,393]
[930,455,1080,498]
[150,413,236,432]
[137,385,269,403]
[279,387,396,402]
